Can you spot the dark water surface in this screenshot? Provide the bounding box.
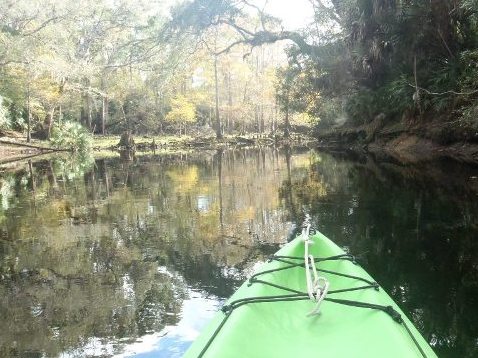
[0,148,477,357]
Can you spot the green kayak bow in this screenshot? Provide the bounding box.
[185,230,437,358]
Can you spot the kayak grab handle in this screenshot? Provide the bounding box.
[303,225,330,316]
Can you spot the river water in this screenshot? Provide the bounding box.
[0,148,477,357]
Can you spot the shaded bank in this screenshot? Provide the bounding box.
[315,120,478,165]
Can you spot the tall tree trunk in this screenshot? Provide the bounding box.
[45,107,55,139]
[81,93,90,128]
[87,95,92,130]
[260,104,264,135]
[284,93,291,139]
[157,91,164,133]
[255,105,259,133]
[101,96,108,135]
[82,77,92,129]
[26,82,31,143]
[273,95,278,133]
[100,75,108,135]
[227,70,232,133]
[121,104,128,130]
[259,46,265,135]
[214,54,222,140]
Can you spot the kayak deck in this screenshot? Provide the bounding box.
[185,232,437,358]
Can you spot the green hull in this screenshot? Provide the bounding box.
[185,232,437,357]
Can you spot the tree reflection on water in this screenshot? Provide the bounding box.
[0,149,477,357]
[0,148,304,357]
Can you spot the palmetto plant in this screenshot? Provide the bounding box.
[300,0,478,124]
[50,120,92,152]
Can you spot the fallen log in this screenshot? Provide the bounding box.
[0,139,70,152]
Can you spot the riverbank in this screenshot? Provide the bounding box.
[316,119,478,165]
[0,132,317,166]
[92,133,317,152]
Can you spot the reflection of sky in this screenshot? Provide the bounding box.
[0,177,14,210]
[196,195,210,212]
[60,290,221,358]
[115,291,221,358]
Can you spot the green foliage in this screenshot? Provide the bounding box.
[2,0,477,139]
[384,76,415,114]
[344,76,415,123]
[308,98,345,129]
[458,51,478,125]
[458,50,478,88]
[0,0,288,138]
[344,91,376,123]
[460,103,478,128]
[165,95,197,124]
[0,94,27,131]
[50,121,92,152]
[274,0,478,130]
[169,0,241,33]
[0,95,9,129]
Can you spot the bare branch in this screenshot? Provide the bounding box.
[209,13,320,58]
[408,83,478,96]
[215,19,254,37]
[67,83,106,98]
[241,0,268,30]
[215,39,247,55]
[21,14,66,36]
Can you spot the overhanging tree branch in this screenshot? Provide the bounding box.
[21,14,66,36]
